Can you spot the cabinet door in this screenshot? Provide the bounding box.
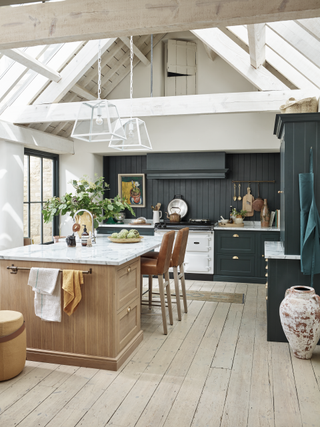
[256,231,280,277]
[215,231,255,254]
[215,253,255,277]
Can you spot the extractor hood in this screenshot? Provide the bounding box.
[144,152,228,179]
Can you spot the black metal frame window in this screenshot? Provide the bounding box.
[24,148,59,244]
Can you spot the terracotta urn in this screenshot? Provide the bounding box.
[279,285,320,359]
[260,198,270,228]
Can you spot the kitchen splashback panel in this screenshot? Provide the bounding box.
[103,153,280,222]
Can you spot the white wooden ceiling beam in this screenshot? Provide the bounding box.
[0,120,74,154]
[119,37,150,66]
[34,38,116,105]
[0,49,61,82]
[3,90,318,124]
[247,24,266,68]
[70,85,96,101]
[0,0,320,49]
[228,25,320,91]
[191,28,288,91]
[268,21,320,69]
[296,18,320,41]
[203,44,217,61]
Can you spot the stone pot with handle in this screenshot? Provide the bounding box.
[279,285,320,359]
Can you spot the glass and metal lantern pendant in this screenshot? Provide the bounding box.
[109,36,152,151]
[71,41,126,143]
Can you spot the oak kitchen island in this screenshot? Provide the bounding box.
[0,235,162,371]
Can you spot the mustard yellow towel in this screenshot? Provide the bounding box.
[62,270,84,316]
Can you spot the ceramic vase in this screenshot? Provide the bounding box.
[279,285,320,359]
[260,198,270,227]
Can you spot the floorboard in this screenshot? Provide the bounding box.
[1,280,319,427]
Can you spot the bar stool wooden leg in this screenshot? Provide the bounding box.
[165,271,173,326]
[173,266,182,321]
[148,275,153,309]
[180,263,188,313]
[158,274,168,335]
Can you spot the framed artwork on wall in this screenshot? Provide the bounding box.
[118,173,146,208]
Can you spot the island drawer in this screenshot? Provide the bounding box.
[117,298,140,352]
[115,260,140,311]
[215,231,255,254]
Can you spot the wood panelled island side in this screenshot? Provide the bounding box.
[0,235,162,371]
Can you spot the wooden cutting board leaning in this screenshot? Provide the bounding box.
[242,186,254,217]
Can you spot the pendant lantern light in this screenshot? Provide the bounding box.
[109,36,152,151]
[71,41,126,143]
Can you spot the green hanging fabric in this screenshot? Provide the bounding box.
[299,147,320,286]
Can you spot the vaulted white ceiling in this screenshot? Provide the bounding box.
[0,1,319,151]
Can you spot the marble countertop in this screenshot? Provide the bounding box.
[265,241,300,260]
[0,235,162,266]
[98,219,154,229]
[214,221,280,232]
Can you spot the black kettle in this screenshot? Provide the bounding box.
[66,233,76,247]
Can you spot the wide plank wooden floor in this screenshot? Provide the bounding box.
[1,279,320,427]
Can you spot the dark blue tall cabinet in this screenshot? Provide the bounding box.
[268,113,320,342]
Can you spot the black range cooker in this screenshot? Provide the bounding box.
[154,218,215,231]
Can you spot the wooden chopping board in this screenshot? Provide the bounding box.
[242,187,254,217]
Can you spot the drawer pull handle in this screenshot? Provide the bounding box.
[127,306,131,313]
[266,296,268,301]
[265,265,268,270]
[127,267,131,273]
[265,273,268,277]
[265,284,268,289]
[262,254,264,258]
[278,191,283,194]
[194,242,200,244]
[232,256,239,260]
[233,234,239,238]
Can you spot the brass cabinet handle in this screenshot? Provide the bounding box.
[127,306,131,313]
[262,254,264,258]
[265,265,268,270]
[265,258,268,262]
[265,273,268,277]
[232,256,239,260]
[233,234,239,238]
[265,284,268,289]
[278,191,283,194]
[266,296,268,301]
[127,267,131,273]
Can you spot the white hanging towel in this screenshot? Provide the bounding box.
[27,268,61,322]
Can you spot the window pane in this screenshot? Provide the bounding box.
[30,156,41,202]
[43,158,53,201]
[24,155,29,202]
[23,204,29,237]
[30,203,41,244]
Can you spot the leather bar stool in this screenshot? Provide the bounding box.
[144,227,189,321]
[141,230,175,335]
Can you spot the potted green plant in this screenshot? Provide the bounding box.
[42,175,135,232]
[232,208,247,224]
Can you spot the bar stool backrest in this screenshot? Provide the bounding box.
[171,227,189,267]
[156,231,175,274]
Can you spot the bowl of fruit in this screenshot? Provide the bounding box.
[108,229,143,243]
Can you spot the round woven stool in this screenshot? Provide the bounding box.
[0,310,26,381]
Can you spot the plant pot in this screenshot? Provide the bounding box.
[279,285,320,359]
[234,217,243,224]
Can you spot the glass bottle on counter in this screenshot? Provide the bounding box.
[229,205,234,223]
[81,224,89,246]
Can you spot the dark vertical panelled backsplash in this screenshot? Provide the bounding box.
[103,153,280,222]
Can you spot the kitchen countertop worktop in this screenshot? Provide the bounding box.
[98,219,154,229]
[264,241,300,260]
[0,235,162,266]
[214,221,280,232]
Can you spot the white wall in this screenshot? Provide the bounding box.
[59,140,103,237]
[0,140,24,250]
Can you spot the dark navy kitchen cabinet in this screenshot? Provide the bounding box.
[274,113,320,255]
[214,230,279,283]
